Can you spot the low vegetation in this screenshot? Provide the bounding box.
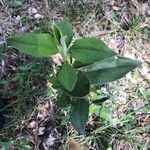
[0,0,149,149]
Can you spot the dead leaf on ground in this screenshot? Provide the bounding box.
[68,140,81,150]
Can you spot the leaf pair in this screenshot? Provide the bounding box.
[52,21,74,47]
[55,62,90,135]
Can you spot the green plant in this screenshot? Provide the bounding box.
[5,0,25,7]
[6,20,141,134]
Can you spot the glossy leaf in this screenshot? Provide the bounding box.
[56,92,71,108]
[7,34,59,57]
[49,76,61,89]
[57,63,77,91]
[68,74,90,97]
[52,21,74,46]
[70,99,89,134]
[79,56,141,85]
[69,37,117,64]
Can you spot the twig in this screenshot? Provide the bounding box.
[0,0,4,6]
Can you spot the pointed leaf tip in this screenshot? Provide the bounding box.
[80,56,141,85]
[52,20,74,47]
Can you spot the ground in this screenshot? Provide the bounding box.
[0,0,150,150]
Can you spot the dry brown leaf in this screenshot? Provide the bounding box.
[68,140,81,150]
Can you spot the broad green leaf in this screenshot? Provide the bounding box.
[91,97,109,105]
[68,74,90,97]
[79,56,141,85]
[49,76,61,89]
[7,34,59,57]
[57,63,77,91]
[56,92,71,108]
[70,99,89,134]
[52,21,74,46]
[69,37,117,64]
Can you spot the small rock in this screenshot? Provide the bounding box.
[38,127,45,135]
[112,6,120,11]
[18,26,28,33]
[51,54,63,66]
[28,7,38,15]
[15,15,21,22]
[28,120,36,128]
[37,113,43,119]
[140,64,150,80]
[34,14,44,19]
